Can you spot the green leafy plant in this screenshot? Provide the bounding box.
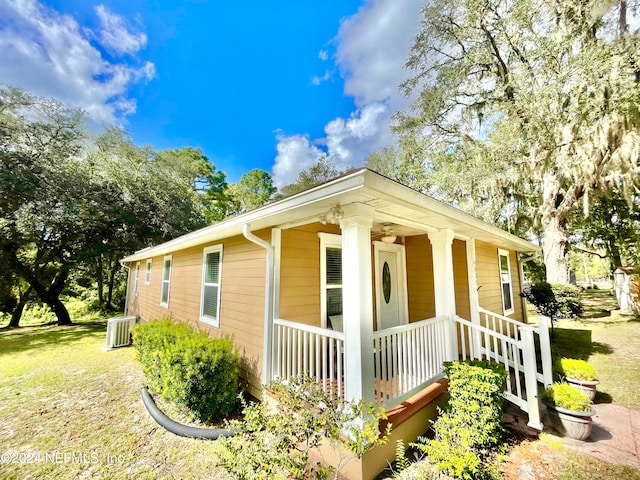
[215,375,390,480]
[133,318,240,422]
[555,358,597,381]
[522,282,583,328]
[412,360,507,480]
[541,383,592,412]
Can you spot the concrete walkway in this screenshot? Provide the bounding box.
[504,402,640,469]
[556,402,640,469]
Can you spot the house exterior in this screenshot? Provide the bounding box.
[122,169,552,479]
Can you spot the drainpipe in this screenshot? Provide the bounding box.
[119,260,131,316]
[242,224,275,385]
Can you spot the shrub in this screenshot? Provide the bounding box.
[541,383,591,412]
[133,318,240,423]
[215,375,389,479]
[412,360,507,480]
[551,283,583,318]
[521,281,582,320]
[555,358,597,381]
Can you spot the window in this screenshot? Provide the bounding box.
[133,262,140,297]
[319,233,342,329]
[200,245,223,327]
[145,259,152,285]
[498,249,514,315]
[160,255,172,308]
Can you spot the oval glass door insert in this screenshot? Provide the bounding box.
[382,261,391,303]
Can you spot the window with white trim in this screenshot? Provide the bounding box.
[319,233,342,329]
[498,249,514,315]
[160,255,172,308]
[133,262,140,297]
[145,259,152,285]
[200,245,223,327]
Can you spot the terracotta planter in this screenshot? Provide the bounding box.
[566,377,599,401]
[545,404,595,441]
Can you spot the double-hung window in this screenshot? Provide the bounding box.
[200,245,223,327]
[319,233,342,330]
[133,262,140,297]
[498,249,514,315]
[145,259,152,285]
[160,255,172,308]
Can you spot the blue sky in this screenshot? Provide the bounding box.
[0,0,424,186]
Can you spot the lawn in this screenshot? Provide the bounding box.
[548,289,640,408]
[1,292,639,480]
[0,315,228,479]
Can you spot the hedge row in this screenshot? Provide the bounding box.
[133,318,240,423]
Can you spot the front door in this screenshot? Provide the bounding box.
[374,242,408,330]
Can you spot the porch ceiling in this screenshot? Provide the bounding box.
[122,169,537,262]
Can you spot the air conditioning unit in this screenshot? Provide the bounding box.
[104,316,137,350]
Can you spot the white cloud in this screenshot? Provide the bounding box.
[311,70,331,85]
[318,49,329,61]
[273,134,325,188]
[0,0,154,124]
[272,0,423,187]
[95,4,147,56]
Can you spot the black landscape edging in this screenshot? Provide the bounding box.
[140,387,233,440]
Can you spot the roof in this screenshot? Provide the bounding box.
[614,266,636,275]
[121,169,539,263]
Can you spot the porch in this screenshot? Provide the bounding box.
[261,201,550,429]
[271,308,552,428]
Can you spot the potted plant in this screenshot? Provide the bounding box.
[555,358,599,401]
[541,383,594,441]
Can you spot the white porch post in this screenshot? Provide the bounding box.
[520,325,543,430]
[428,229,458,362]
[466,238,481,359]
[340,203,375,404]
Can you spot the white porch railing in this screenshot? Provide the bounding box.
[372,316,448,407]
[455,309,552,429]
[272,318,345,401]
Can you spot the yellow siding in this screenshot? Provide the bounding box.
[127,233,268,395]
[452,239,471,320]
[475,240,524,322]
[279,223,340,326]
[405,235,435,322]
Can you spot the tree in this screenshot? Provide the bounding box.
[223,168,276,216]
[397,0,640,283]
[84,129,228,310]
[277,156,349,198]
[1,87,90,325]
[365,134,431,193]
[0,87,228,325]
[570,188,640,272]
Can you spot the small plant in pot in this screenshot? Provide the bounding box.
[542,383,594,441]
[554,358,599,401]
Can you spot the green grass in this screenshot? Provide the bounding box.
[2,293,638,479]
[0,318,227,479]
[545,289,640,408]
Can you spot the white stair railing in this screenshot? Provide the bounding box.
[456,309,552,430]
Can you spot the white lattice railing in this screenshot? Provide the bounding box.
[372,316,449,407]
[272,318,345,401]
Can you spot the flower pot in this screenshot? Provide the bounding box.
[545,404,595,441]
[565,377,599,401]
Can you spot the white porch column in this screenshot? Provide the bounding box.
[340,203,375,404]
[428,229,458,361]
[466,238,481,358]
